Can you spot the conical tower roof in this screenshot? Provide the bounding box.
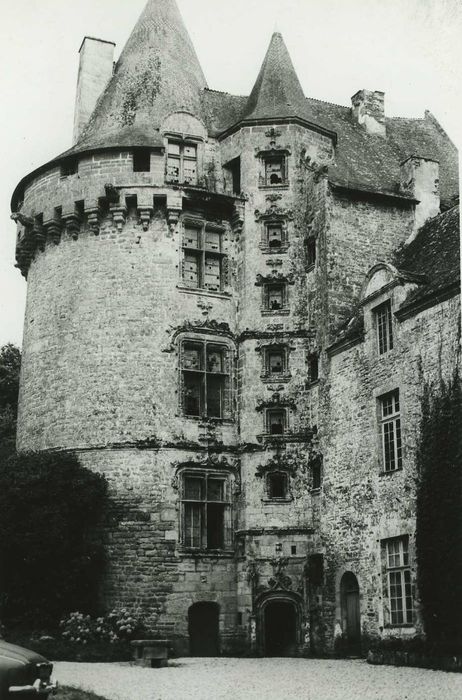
[77,0,208,149]
[243,32,306,122]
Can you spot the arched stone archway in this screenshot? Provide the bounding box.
[257,593,301,656]
[188,601,220,656]
[340,572,361,654]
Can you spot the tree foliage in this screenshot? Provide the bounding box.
[0,344,21,459]
[416,370,462,651]
[0,451,111,629]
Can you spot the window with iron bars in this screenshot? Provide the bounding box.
[182,222,226,293]
[383,536,413,625]
[379,389,402,472]
[181,472,232,550]
[166,141,197,185]
[181,340,231,419]
[374,300,394,355]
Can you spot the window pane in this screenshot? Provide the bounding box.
[184,226,201,249]
[206,347,224,373]
[184,253,200,288]
[183,160,197,184]
[167,156,180,182]
[168,142,181,156]
[268,472,287,498]
[307,238,316,266]
[207,503,224,549]
[184,477,204,500]
[383,421,396,471]
[183,344,203,370]
[205,230,221,252]
[267,285,284,310]
[387,539,401,568]
[206,375,225,418]
[268,410,285,434]
[267,224,282,248]
[382,394,394,418]
[265,158,284,184]
[207,479,225,502]
[204,256,221,291]
[269,352,283,373]
[184,502,202,547]
[183,144,197,158]
[184,373,203,416]
[376,301,393,355]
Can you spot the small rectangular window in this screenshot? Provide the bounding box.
[379,390,402,472]
[266,223,284,249]
[265,284,285,311]
[265,156,285,185]
[309,353,319,383]
[312,457,322,489]
[133,149,151,172]
[375,300,394,355]
[307,237,316,268]
[60,158,78,177]
[383,536,413,625]
[268,471,288,499]
[269,351,284,374]
[267,409,286,435]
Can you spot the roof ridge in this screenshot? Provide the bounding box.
[305,95,349,109]
[203,87,247,98]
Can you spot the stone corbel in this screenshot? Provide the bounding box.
[110,204,127,232]
[32,221,46,251]
[43,215,62,245]
[85,206,102,235]
[62,211,81,240]
[138,207,153,231]
[167,207,181,234]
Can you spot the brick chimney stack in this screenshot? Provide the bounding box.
[400,156,440,241]
[73,37,115,144]
[351,90,386,137]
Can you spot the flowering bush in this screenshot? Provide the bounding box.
[60,609,144,644]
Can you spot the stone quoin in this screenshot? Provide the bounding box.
[10,0,460,657]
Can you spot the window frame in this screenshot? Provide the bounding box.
[266,470,290,501]
[166,140,198,185]
[383,536,413,626]
[180,470,233,551]
[266,407,287,435]
[180,337,232,420]
[263,282,288,312]
[181,220,227,293]
[378,389,403,473]
[261,155,287,187]
[374,299,394,355]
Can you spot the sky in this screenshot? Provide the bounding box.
[0,0,460,348]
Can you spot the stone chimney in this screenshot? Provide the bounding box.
[73,37,115,144]
[351,90,386,137]
[400,156,440,240]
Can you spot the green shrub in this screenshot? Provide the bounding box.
[0,451,111,629]
[60,609,145,644]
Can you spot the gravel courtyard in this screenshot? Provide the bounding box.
[55,657,462,700]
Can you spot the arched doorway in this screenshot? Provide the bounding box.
[188,602,220,656]
[263,599,297,656]
[340,572,361,654]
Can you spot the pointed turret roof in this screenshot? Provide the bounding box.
[76,0,207,149]
[242,32,306,122]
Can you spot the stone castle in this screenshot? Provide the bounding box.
[11,0,460,656]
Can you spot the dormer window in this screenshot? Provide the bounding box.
[374,300,394,355]
[167,141,197,185]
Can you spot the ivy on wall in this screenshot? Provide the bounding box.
[416,370,462,651]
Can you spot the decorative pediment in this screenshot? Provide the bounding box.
[255,449,305,478]
[255,272,294,286]
[171,454,240,492]
[255,204,294,222]
[255,392,297,412]
[163,319,234,352]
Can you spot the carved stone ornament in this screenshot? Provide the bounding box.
[255,392,297,412]
[62,212,81,240]
[255,204,294,222]
[167,207,181,234]
[300,152,329,182]
[268,556,292,590]
[266,258,283,267]
[265,127,282,139]
[32,222,46,251]
[110,204,127,232]
[86,206,102,235]
[255,272,294,286]
[163,319,234,353]
[44,220,62,245]
[138,207,153,231]
[255,449,304,478]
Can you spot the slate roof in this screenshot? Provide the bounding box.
[10,1,459,210]
[241,32,307,123]
[394,204,460,313]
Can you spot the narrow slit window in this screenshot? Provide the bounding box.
[307,237,316,268]
[375,300,394,355]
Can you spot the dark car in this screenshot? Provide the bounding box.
[0,640,57,698]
